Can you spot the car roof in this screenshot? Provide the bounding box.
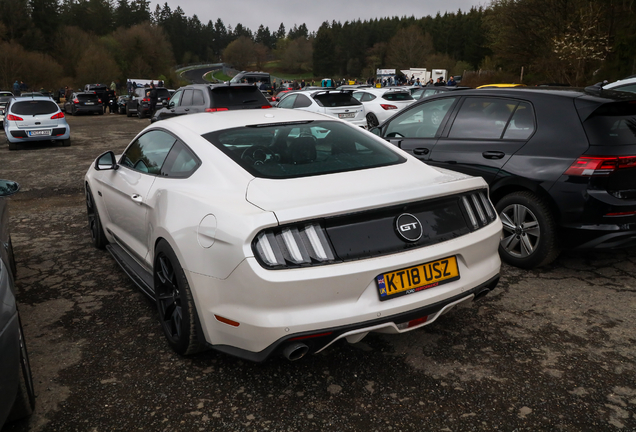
[604,76,636,89]
[420,86,636,103]
[156,108,342,137]
[10,96,59,103]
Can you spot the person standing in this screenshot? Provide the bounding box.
[148,83,158,118]
[13,80,20,96]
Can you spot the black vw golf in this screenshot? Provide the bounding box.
[372,87,636,269]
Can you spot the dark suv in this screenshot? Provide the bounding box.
[84,84,108,110]
[126,87,171,118]
[230,71,273,95]
[372,87,636,269]
[151,84,271,123]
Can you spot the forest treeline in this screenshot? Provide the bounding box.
[0,0,634,90]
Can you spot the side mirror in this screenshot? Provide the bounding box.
[95,151,118,171]
[0,179,20,197]
[369,127,381,136]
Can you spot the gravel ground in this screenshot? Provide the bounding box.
[1,113,635,431]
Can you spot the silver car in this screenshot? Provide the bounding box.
[4,96,71,150]
[0,179,35,427]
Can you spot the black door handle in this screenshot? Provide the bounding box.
[413,148,430,156]
[482,151,505,159]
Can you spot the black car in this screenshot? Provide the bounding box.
[0,179,35,428]
[84,84,108,107]
[63,92,103,115]
[230,71,273,94]
[126,87,171,118]
[116,95,130,114]
[371,87,636,268]
[151,84,271,123]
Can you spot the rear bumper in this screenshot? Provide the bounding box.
[559,223,636,249]
[6,127,70,143]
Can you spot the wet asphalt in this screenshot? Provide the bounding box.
[0,112,635,431]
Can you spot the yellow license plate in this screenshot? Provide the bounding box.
[376,256,460,301]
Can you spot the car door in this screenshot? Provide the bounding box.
[157,89,183,120]
[426,97,535,184]
[97,130,177,266]
[381,96,459,160]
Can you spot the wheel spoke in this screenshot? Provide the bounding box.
[501,233,520,252]
[513,204,527,226]
[520,234,534,257]
[500,212,516,232]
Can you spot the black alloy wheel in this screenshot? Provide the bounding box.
[85,185,107,249]
[496,191,560,269]
[154,240,205,355]
[8,314,35,422]
[366,112,379,129]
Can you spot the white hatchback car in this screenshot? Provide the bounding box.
[352,88,416,128]
[276,89,367,128]
[4,96,71,150]
[85,109,501,361]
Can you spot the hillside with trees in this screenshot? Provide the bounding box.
[0,0,634,91]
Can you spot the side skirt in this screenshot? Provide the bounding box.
[106,244,155,299]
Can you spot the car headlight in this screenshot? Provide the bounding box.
[253,222,336,269]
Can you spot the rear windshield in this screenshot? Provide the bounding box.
[202,120,405,179]
[78,94,99,101]
[383,92,414,101]
[583,102,636,145]
[210,86,267,106]
[156,89,170,98]
[11,100,59,115]
[314,93,362,107]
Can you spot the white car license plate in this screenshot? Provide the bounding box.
[85,102,94,105]
[28,130,51,137]
[338,113,355,119]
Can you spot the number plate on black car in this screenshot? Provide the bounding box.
[376,256,460,301]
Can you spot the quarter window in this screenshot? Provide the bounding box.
[120,130,176,175]
[294,94,312,108]
[502,102,535,140]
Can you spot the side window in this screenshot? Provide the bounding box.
[503,102,535,140]
[385,97,457,138]
[181,89,194,106]
[362,93,376,102]
[120,130,176,175]
[161,141,201,178]
[192,90,205,106]
[449,97,516,139]
[169,90,182,107]
[277,94,297,109]
[294,94,312,108]
[352,92,363,101]
[615,84,636,93]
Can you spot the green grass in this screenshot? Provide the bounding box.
[212,70,232,82]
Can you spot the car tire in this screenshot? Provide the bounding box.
[85,185,107,249]
[137,107,145,119]
[7,314,35,423]
[496,191,560,269]
[154,239,206,355]
[366,113,379,128]
[126,106,132,117]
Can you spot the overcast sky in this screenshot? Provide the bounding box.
[155,0,486,34]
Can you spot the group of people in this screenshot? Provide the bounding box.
[12,80,28,96]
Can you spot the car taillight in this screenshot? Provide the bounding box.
[261,105,272,109]
[564,156,636,176]
[6,114,23,121]
[205,108,229,112]
[142,97,150,102]
[380,104,398,110]
[253,223,336,268]
[98,99,103,104]
[51,112,65,119]
[73,98,79,104]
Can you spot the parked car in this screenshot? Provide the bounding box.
[0,179,36,428]
[602,75,636,93]
[126,87,171,118]
[84,109,501,361]
[4,96,71,150]
[116,95,130,114]
[370,87,636,268]
[276,89,367,128]
[151,83,271,122]
[230,71,273,94]
[0,94,12,123]
[410,86,472,101]
[352,87,415,128]
[84,84,108,106]
[63,92,103,116]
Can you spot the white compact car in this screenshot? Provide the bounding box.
[352,88,416,128]
[4,96,71,150]
[85,109,502,361]
[276,89,367,128]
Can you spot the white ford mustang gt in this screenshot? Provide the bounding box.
[85,109,502,361]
